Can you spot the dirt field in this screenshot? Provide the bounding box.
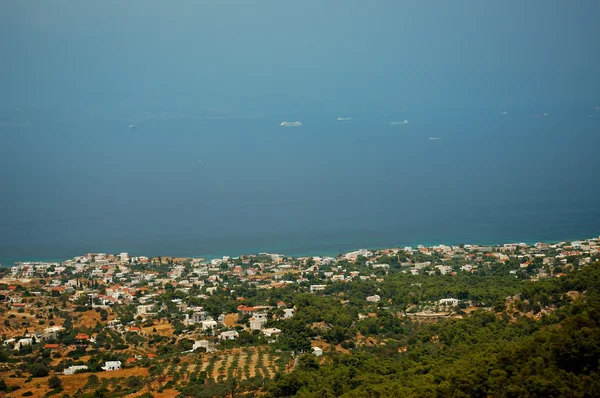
[75,309,104,329]
[163,346,286,383]
[0,346,289,397]
[1,367,150,397]
[142,320,174,337]
[223,313,238,327]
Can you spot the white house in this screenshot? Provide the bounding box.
[137,304,154,316]
[206,286,218,295]
[439,298,459,307]
[310,285,326,293]
[64,365,89,375]
[283,308,295,319]
[312,347,323,357]
[14,338,33,351]
[249,313,268,331]
[262,328,282,338]
[201,320,218,331]
[435,265,452,275]
[102,361,122,371]
[344,249,373,260]
[44,326,65,334]
[366,295,381,303]
[193,340,209,351]
[192,339,216,353]
[218,331,239,341]
[372,263,390,269]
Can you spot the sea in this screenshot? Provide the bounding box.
[1,105,599,265]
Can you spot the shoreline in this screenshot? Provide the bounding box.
[2,233,598,266]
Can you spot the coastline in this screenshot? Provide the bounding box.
[2,233,598,266]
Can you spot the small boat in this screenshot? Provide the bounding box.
[280,121,302,127]
[336,117,352,121]
[389,120,410,125]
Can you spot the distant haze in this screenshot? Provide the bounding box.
[1,1,599,263]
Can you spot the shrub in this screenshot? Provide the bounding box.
[29,364,49,378]
[126,376,143,389]
[48,375,62,389]
[84,374,99,390]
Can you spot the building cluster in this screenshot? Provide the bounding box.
[1,237,599,371]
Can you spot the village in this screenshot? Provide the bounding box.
[0,237,599,396]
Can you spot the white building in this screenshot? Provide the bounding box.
[366,295,381,303]
[206,286,218,295]
[193,340,209,351]
[44,326,65,334]
[249,313,268,331]
[310,285,326,293]
[192,339,216,353]
[372,263,390,269]
[102,361,122,371]
[439,298,459,307]
[283,308,295,319]
[201,320,218,331]
[435,265,452,275]
[312,347,323,357]
[262,328,282,338]
[218,331,239,341]
[64,365,89,375]
[14,338,33,351]
[344,249,373,260]
[137,304,154,316]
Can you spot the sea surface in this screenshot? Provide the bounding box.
[1,106,600,265]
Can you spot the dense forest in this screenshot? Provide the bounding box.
[267,263,600,397]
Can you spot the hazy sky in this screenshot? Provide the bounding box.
[1,0,599,111]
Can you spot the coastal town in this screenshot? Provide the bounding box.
[0,237,599,397]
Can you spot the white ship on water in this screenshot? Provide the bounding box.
[337,117,352,121]
[280,121,302,127]
[429,137,442,140]
[389,119,410,125]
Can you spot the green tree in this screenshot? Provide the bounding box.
[29,363,49,377]
[48,375,62,389]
